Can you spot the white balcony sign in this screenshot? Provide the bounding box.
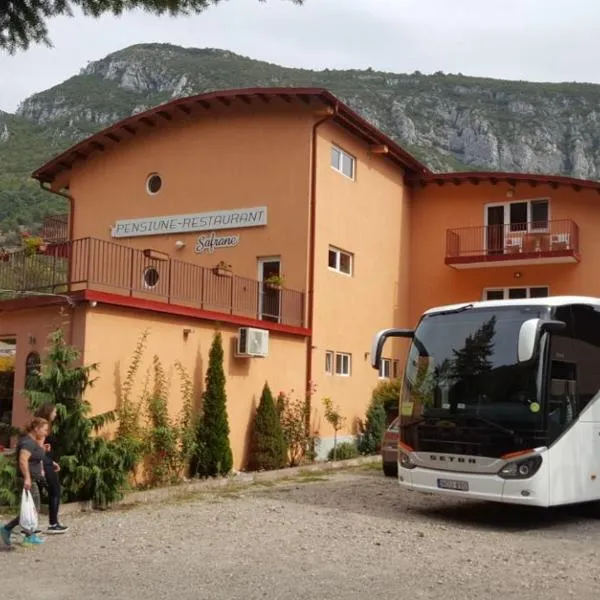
[111,206,267,238]
[195,231,240,254]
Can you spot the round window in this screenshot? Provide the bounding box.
[143,266,160,288]
[146,173,162,195]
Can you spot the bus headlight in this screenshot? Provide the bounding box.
[498,454,542,479]
[399,451,416,470]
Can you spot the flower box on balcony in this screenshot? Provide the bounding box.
[213,261,233,277]
[264,275,284,290]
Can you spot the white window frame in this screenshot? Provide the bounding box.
[379,358,392,379]
[484,198,551,235]
[482,286,550,301]
[325,351,333,375]
[330,144,356,180]
[379,358,401,379]
[328,246,353,276]
[334,352,352,377]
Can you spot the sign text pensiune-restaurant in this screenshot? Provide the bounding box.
[111,207,267,238]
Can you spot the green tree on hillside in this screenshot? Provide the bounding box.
[1,0,305,54]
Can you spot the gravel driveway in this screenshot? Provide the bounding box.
[2,465,600,600]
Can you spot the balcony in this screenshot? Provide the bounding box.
[445,220,580,269]
[40,214,69,243]
[0,238,305,328]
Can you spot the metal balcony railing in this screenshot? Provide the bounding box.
[39,214,69,243]
[446,219,580,265]
[0,238,305,328]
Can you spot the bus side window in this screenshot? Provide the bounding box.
[570,305,600,414]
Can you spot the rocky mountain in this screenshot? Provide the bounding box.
[3,42,600,238]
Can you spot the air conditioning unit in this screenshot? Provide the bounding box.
[236,327,269,358]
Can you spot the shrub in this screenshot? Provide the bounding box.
[116,332,199,484]
[322,397,345,461]
[277,390,318,467]
[192,331,233,477]
[144,356,180,486]
[371,378,402,415]
[357,402,387,455]
[25,328,133,508]
[327,441,359,461]
[174,361,198,477]
[116,330,148,474]
[248,382,287,471]
[0,453,17,508]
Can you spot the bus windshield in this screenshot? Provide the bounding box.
[400,304,550,457]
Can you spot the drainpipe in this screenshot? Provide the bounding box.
[39,181,77,346]
[305,103,338,441]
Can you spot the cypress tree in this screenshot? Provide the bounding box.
[248,382,287,471]
[193,331,233,477]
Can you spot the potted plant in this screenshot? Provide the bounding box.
[0,249,9,262]
[213,260,233,277]
[264,274,284,290]
[21,233,45,257]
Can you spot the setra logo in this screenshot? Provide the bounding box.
[430,454,477,464]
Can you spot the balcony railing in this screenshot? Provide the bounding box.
[445,220,580,268]
[0,238,305,328]
[40,214,69,243]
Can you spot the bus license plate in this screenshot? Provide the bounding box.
[437,478,469,492]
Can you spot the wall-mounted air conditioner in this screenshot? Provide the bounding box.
[236,327,269,358]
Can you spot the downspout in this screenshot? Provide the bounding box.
[39,181,77,346]
[305,103,338,443]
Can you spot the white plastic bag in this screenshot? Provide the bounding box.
[19,488,38,533]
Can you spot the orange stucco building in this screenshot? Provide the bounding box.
[1,87,599,466]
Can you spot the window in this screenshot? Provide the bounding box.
[327,351,353,376]
[508,199,549,232]
[330,145,355,179]
[146,173,162,195]
[335,353,352,376]
[328,246,353,276]
[325,351,333,375]
[379,358,391,378]
[530,200,549,230]
[379,358,401,379]
[483,286,549,301]
[143,266,160,288]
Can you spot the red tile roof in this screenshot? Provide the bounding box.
[32,87,432,184]
[408,170,600,192]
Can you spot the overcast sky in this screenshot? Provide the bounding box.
[1,0,599,113]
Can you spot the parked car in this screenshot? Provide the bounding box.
[381,416,399,477]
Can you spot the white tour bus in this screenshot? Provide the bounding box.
[371,296,600,507]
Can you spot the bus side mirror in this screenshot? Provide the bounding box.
[371,328,414,370]
[518,318,566,363]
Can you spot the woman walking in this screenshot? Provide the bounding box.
[34,403,68,534]
[1,417,49,547]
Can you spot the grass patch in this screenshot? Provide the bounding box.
[356,460,383,472]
